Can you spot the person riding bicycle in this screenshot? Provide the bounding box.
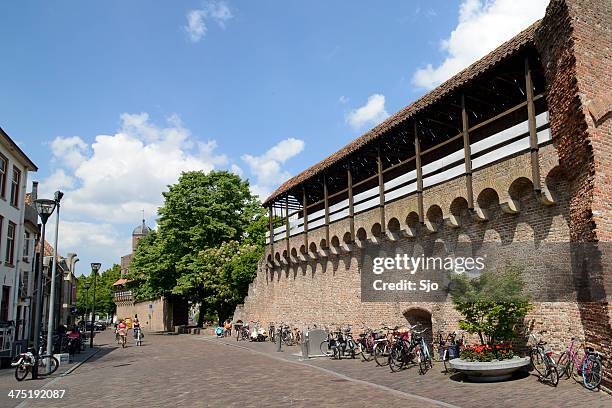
[117,319,128,345]
[132,316,143,342]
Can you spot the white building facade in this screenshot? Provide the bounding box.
[0,127,37,358]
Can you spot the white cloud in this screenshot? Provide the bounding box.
[184,1,233,43]
[346,94,389,130]
[39,169,76,197]
[43,113,228,224]
[339,95,349,104]
[411,0,548,90]
[241,138,305,199]
[50,136,88,169]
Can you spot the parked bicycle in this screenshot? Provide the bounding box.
[355,324,381,362]
[556,336,603,390]
[12,338,59,381]
[528,331,559,387]
[372,325,396,367]
[320,325,357,359]
[236,323,250,341]
[268,322,276,343]
[436,331,464,374]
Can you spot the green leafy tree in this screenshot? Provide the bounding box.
[450,265,532,345]
[173,241,262,324]
[127,170,266,324]
[76,264,121,319]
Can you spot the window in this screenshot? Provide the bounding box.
[10,166,21,207]
[5,221,15,265]
[0,154,6,198]
[0,286,10,321]
[23,231,30,259]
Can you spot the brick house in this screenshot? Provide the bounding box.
[113,219,188,332]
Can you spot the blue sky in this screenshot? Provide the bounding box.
[0,0,548,275]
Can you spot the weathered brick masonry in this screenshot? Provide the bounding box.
[234,0,611,390]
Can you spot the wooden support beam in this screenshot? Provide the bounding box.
[462,94,474,209]
[323,176,330,247]
[302,187,308,250]
[525,57,541,191]
[268,206,274,255]
[347,166,355,242]
[377,146,386,232]
[422,116,461,131]
[414,122,424,223]
[285,196,290,264]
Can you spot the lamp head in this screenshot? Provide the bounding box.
[91,263,102,273]
[33,199,57,224]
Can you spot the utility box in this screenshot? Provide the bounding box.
[54,353,70,365]
[305,329,328,357]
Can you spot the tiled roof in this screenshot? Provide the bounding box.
[263,20,540,205]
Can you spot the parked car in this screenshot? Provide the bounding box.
[94,321,106,331]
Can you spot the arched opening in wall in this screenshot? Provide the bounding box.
[343,231,353,244]
[267,254,273,264]
[356,227,367,241]
[290,247,298,259]
[299,244,307,256]
[403,307,433,345]
[331,235,340,248]
[426,205,444,230]
[319,238,328,250]
[449,197,469,217]
[309,242,317,254]
[544,165,566,204]
[274,252,281,263]
[406,212,420,228]
[282,249,289,261]
[508,177,534,202]
[387,217,401,233]
[371,223,383,238]
[477,188,500,211]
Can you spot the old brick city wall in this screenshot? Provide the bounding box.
[234,0,611,390]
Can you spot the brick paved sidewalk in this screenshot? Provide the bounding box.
[1,331,609,408]
[0,339,105,408]
[210,335,611,408]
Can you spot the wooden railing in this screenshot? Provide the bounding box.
[268,104,550,244]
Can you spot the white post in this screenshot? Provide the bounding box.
[45,195,61,364]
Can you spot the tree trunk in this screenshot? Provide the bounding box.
[197,303,206,327]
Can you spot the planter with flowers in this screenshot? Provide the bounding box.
[448,265,532,382]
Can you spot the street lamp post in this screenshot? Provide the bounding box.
[45,191,63,365]
[89,263,101,348]
[83,281,91,328]
[32,198,57,379]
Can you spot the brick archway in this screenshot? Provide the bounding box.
[403,307,433,345]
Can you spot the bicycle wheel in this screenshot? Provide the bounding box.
[389,345,404,372]
[443,357,453,374]
[556,351,571,379]
[418,349,430,375]
[14,364,29,381]
[582,356,602,390]
[373,342,390,367]
[548,365,559,387]
[319,340,332,357]
[530,348,545,377]
[38,356,59,376]
[360,341,374,362]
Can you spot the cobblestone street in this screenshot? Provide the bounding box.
[0,330,609,408]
